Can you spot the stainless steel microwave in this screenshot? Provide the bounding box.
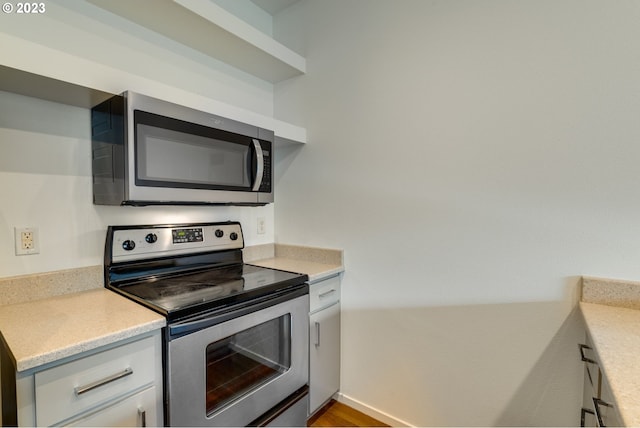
[91,91,274,206]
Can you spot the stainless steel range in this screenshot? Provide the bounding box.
[103,222,309,427]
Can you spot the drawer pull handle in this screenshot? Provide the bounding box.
[315,321,321,347]
[579,344,597,364]
[74,367,133,396]
[593,398,613,427]
[318,289,336,298]
[138,406,147,427]
[581,407,595,427]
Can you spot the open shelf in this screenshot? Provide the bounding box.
[0,64,306,145]
[86,0,306,84]
[0,2,308,145]
[0,65,114,109]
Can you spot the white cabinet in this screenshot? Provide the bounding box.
[2,331,163,427]
[579,333,622,427]
[308,275,341,416]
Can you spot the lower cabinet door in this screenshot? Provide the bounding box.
[309,301,341,415]
[35,335,156,427]
[65,386,156,427]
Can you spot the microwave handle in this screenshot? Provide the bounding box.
[252,139,264,191]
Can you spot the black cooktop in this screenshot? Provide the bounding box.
[108,263,307,322]
[104,222,309,323]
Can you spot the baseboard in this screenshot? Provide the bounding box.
[336,392,414,427]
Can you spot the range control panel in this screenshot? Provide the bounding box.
[110,222,243,262]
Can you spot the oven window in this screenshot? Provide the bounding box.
[206,314,292,416]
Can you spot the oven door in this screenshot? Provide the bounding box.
[166,293,309,427]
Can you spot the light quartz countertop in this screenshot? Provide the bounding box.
[580,276,640,426]
[249,258,343,283]
[0,288,165,372]
[245,243,344,283]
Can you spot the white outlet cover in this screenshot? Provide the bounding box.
[15,227,39,255]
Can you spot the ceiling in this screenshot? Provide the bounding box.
[251,0,299,15]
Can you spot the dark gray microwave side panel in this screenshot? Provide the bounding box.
[91,95,126,205]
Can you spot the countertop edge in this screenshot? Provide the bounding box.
[14,318,165,372]
[245,243,344,282]
[308,267,344,283]
[248,257,344,283]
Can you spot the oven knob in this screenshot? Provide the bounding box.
[145,233,158,244]
[122,240,136,251]
[215,229,224,238]
[229,232,238,241]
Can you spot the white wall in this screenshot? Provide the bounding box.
[0,1,277,278]
[0,91,274,278]
[273,0,640,425]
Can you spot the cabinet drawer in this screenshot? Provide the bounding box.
[65,386,156,427]
[310,276,341,313]
[35,336,156,427]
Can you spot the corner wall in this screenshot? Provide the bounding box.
[273,0,640,425]
[0,91,275,278]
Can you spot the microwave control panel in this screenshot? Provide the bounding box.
[260,146,272,192]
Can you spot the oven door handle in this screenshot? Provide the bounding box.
[169,287,307,339]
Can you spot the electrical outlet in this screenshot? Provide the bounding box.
[15,227,39,255]
[257,217,266,235]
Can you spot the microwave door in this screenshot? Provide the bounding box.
[129,117,259,204]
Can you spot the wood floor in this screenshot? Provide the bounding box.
[308,400,390,427]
